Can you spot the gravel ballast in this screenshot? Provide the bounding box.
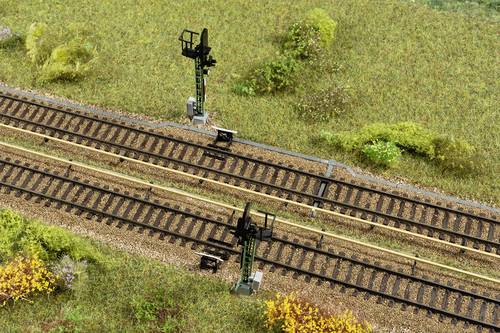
[0,145,498,333]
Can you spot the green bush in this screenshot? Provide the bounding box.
[433,136,482,174]
[235,55,300,95]
[246,55,301,94]
[25,22,97,83]
[39,42,95,82]
[25,23,59,65]
[321,122,436,157]
[0,210,23,260]
[362,141,402,167]
[283,8,337,59]
[0,209,103,263]
[320,123,481,174]
[283,21,322,60]
[303,8,337,48]
[234,8,336,95]
[296,84,352,122]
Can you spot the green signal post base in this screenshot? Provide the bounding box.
[231,281,252,296]
[231,271,263,296]
[192,112,208,126]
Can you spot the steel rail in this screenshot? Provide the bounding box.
[0,157,497,331]
[1,96,499,255]
[1,140,498,284]
[1,122,498,259]
[0,92,498,232]
[1,92,496,226]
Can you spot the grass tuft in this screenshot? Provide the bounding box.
[39,42,95,83]
[25,22,57,65]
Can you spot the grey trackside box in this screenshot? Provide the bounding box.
[186,96,196,118]
[250,271,263,291]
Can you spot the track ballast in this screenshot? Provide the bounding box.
[0,155,498,332]
[0,91,497,256]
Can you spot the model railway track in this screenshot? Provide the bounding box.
[0,155,498,331]
[0,92,498,257]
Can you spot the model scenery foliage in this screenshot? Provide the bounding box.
[25,22,97,82]
[319,122,483,173]
[0,255,57,306]
[0,208,101,307]
[233,8,337,95]
[361,141,402,167]
[265,293,372,333]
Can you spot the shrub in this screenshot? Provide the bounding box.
[25,23,59,65]
[0,209,104,264]
[25,22,97,83]
[362,141,402,167]
[249,55,301,94]
[320,122,436,157]
[39,41,95,82]
[265,293,372,333]
[283,8,337,60]
[0,210,24,260]
[296,85,352,122]
[320,123,481,174]
[0,255,57,306]
[433,136,482,174]
[234,8,336,96]
[304,8,337,48]
[283,21,322,60]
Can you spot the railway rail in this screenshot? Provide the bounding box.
[0,91,498,257]
[0,154,498,331]
[2,139,496,284]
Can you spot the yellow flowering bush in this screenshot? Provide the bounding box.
[265,293,372,333]
[0,255,57,306]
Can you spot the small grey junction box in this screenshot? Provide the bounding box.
[250,271,263,291]
[186,96,196,118]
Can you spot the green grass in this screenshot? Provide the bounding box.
[0,208,266,333]
[0,0,498,204]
